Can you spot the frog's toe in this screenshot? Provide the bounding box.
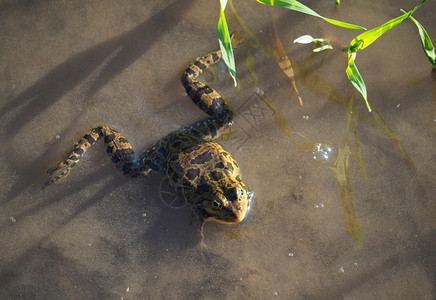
[44,166,71,188]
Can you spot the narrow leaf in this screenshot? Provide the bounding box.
[260,93,312,151]
[217,0,237,86]
[255,0,366,30]
[328,145,361,252]
[347,0,426,53]
[408,14,436,67]
[371,107,417,172]
[272,23,303,106]
[346,52,370,111]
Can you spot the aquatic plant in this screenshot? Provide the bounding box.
[407,12,436,68]
[213,0,429,251]
[344,0,431,111]
[217,0,434,111]
[217,0,365,86]
[217,0,236,85]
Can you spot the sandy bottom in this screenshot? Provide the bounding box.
[0,0,434,298]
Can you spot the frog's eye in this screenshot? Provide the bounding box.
[213,199,223,209]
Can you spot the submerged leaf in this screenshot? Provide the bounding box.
[271,24,303,106]
[371,107,417,172]
[352,117,368,181]
[329,145,361,252]
[228,0,267,55]
[244,46,259,86]
[217,0,237,86]
[260,93,312,151]
[255,0,366,30]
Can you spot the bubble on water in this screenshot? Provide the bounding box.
[253,87,264,96]
[9,216,16,223]
[312,142,338,166]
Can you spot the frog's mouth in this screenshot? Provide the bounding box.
[206,188,254,225]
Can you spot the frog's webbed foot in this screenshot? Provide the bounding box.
[43,164,71,188]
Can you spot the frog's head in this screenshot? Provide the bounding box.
[194,179,253,224]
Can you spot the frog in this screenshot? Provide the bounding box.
[45,43,253,225]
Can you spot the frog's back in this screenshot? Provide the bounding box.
[165,132,248,222]
[166,134,240,193]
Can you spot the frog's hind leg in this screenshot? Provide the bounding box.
[181,50,233,121]
[45,124,141,187]
[180,50,234,140]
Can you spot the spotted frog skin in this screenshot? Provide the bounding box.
[46,46,253,224]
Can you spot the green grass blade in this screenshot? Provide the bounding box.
[347,0,426,53]
[408,15,436,68]
[346,52,370,111]
[255,0,366,30]
[217,0,237,86]
[322,17,363,30]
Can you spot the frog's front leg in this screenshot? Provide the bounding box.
[45,124,164,187]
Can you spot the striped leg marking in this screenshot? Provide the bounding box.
[45,124,163,187]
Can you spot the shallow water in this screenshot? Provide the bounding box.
[0,0,435,298]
